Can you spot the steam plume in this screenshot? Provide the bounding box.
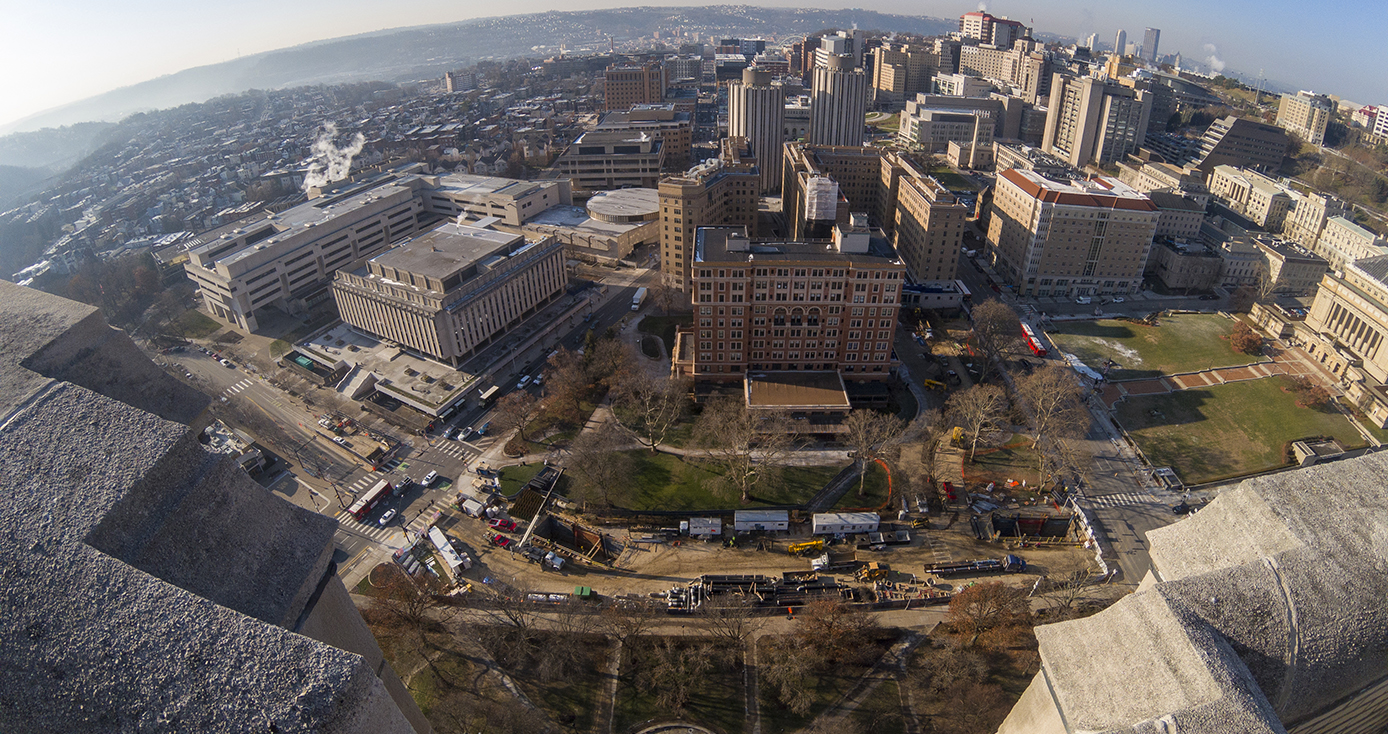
[302,123,366,191]
[1203,43,1226,73]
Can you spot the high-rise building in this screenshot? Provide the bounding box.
[889,154,969,283]
[957,39,1052,104]
[1142,28,1161,63]
[332,224,566,367]
[1041,74,1152,166]
[593,103,693,169]
[809,55,870,147]
[658,139,760,290]
[782,143,882,240]
[1190,115,1290,174]
[1276,91,1334,146]
[603,63,665,111]
[670,220,905,384]
[1373,104,1388,142]
[813,29,865,69]
[985,169,1159,297]
[1114,29,1127,56]
[959,11,1030,49]
[870,43,935,106]
[728,68,787,193]
[554,129,665,194]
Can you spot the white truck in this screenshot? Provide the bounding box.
[631,287,647,311]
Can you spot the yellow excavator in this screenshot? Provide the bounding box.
[922,379,946,391]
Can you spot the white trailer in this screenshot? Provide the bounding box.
[631,287,648,310]
[734,510,789,532]
[812,512,880,535]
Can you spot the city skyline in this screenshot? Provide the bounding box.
[2,0,1386,131]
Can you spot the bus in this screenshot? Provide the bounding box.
[1021,323,1048,357]
[346,479,393,521]
[478,385,501,407]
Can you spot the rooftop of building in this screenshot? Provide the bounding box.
[1000,169,1158,211]
[744,371,851,410]
[694,225,902,264]
[428,172,557,201]
[368,223,524,284]
[1349,254,1388,288]
[585,187,659,219]
[1154,237,1220,257]
[1326,216,1382,241]
[1149,191,1206,212]
[0,281,414,732]
[595,106,689,126]
[1027,452,1388,733]
[1254,237,1324,263]
[1212,165,1289,196]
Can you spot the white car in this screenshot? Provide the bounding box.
[516,375,532,389]
[422,471,439,486]
[331,436,345,445]
[531,374,543,387]
[1112,296,1126,303]
[378,509,397,526]
[460,427,474,440]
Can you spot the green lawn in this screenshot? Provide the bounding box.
[1047,314,1255,380]
[613,638,745,734]
[638,314,692,353]
[835,461,891,510]
[929,166,980,192]
[617,450,847,510]
[1116,378,1366,484]
[497,463,546,496]
[176,308,223,338]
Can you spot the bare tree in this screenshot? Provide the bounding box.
[641,638,712,714]
[651,280,680,316]
[1044,568,1097,616]
[586,336,636,389]
[566,426,634,507]
[612,369,691,452]
[597,603,660,646]
[841,409,907,497]
[970,300,1023,365]
[946,384,1008,463]
[794,599,880,665]
[693,397,800,503]
[492,391,539,441]
[946,581,1032,647]
[699,597,768,647]
[760,637,818,715]
[1016,364,1091,451]
[542,347,589,426]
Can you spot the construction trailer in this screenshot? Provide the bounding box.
[734,509,789,532]
[687,517,722,537]
[812,512,881,535]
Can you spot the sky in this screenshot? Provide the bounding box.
[2,0,1386,128]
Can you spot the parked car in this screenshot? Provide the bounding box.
[378,509,397,526]
[331,436,346,445]
[220,359,233,367]
[488,518,518,533]
[489,534,512,549]
[460,426,474,440]
[1112,296,1126,303]
[422,471,438,486]
[477,422,491,436]
[1172,502,1192,515]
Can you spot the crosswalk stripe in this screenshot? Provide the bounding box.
[1086,491,1158,507]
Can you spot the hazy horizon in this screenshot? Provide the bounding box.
[3,0,1385,131]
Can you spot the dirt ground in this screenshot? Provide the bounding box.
[439,505,1097,608]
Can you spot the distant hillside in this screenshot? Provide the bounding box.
[0,165,54,209]
[2,5,954,134]
[0,122,119,171]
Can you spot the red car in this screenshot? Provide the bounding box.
[489,534,512,549]
[488,518,518,533]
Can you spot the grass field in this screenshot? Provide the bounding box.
[497,463,546,496]
[176,308,222,338]
[1116,378,1366,484]
[835,461,891,510]
[618,450,846,510]
[1047,314,1254,380]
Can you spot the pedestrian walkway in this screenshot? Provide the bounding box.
[1096,350,1324,410]
[222,378,255,396]
[1084,490,1159,508]
[333,509,402,543]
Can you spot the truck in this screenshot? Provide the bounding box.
[631,287,647,310]
[810,550,862,572]
[923,555,1027,577]
[788,539,826,556]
